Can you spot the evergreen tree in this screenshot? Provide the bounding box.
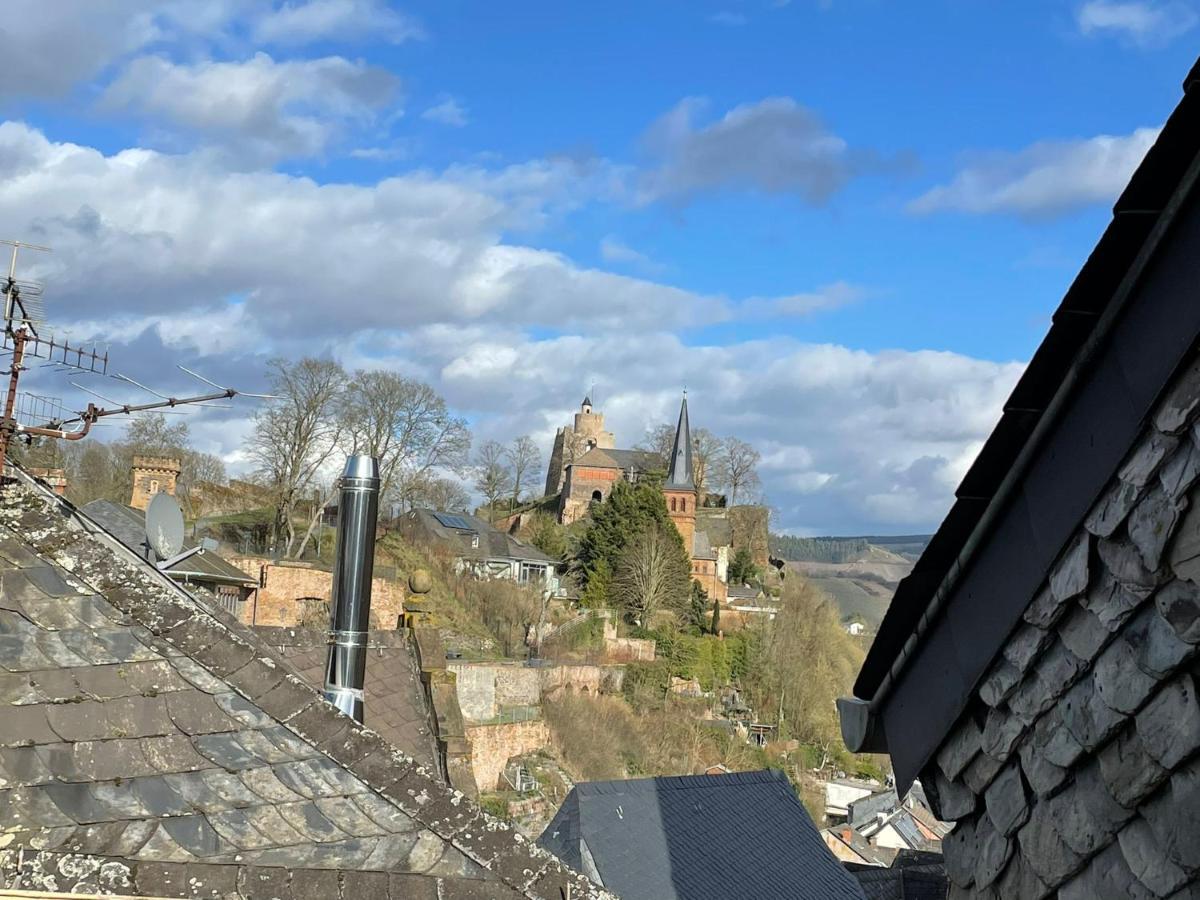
[576,479,690,615]
[711,596,721,635]
[727,546,758,584]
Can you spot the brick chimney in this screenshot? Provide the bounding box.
[130,456,181,511]
[27,468,67,496]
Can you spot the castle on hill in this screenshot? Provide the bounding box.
[545,394,730,603]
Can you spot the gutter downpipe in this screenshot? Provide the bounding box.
[323,455,381,723]
[840,144,1200,755]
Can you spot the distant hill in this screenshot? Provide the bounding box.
[770,533,932,630]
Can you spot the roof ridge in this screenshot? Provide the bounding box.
[1,467,609,899]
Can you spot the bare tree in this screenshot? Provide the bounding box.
[247,358,347,556]
[473,440,513,522]
[717,437,761,506]
[342,372,471,511]
[614,523,691,626]
[506,435,540,506]
[408,472,471,512]
[691,428,722,498]
[638,424,675,470]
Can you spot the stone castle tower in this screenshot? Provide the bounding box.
[662,395,697,554]
[130,456,181,511]
[543,395,616,496]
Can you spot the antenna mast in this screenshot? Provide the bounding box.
[0,239,274,479]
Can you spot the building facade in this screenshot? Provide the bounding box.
[544,395,616,496]
[129,455,180,510]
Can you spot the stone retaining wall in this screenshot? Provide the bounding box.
[465,720,551,791]
[231,556,403,628]
[922,355,1200,898]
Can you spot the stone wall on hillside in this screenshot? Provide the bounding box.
[920,354,1200,898]
[465,720,551,791]
[230,556,403,628]
[448,661,626,723]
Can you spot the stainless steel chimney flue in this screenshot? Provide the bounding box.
[323,454,380,723]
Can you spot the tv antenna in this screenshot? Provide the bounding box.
[0,239,276,476]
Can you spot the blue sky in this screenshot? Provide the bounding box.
[2,0,1197,534]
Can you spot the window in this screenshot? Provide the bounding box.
[519,562,546,583]
[680,498,686,512]
[148,479,160,494]
[671,497,677,512]
[591,489,603,502]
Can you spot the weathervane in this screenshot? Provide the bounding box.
[0,238,276,476]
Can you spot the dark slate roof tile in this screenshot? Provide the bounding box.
[0,672,46,705]
[386,872,441,900]
[45,701,110,742]
[0,635,55,672]
[207,808,276,850]
[33,630,93,668]
[134,775,194,818]
[256,675,316,722]
[352,791,418,833]
[240,764,306,805]
[214,691,276,729]
[160,814,228,858]
[105,694,175,738]
[341,869,390,900]
[70,738,158,782]
[0,746,53,786]
[259,723,320,760]
[225,656,285,701]
[183,860,240,899]
[237,864,294,900]
[42,781,120,824]
[136,822,198,862]
[241,803,308,847]
[22,564,76,597]
[18,595,85,631]
[278,800,347,843]
[288,867,341,900]
[0,786,77,828]
[192,635,257,679]
[192,732,262,770]
[315,795,388,838]
[141,734,212,774]
[197,768,262,809]
[165,690,240,735]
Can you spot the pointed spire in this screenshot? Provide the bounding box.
[666,393,694,489]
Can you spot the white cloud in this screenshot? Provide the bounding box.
[1076,1,1198,44]
[0,0,249,99]
[599,236,664,274]
[254,0,424,45]
[638,97,868,204]
[343,327,1023,533]
[101,52,400,160]
[908,127,1159,218]
[740,281,865,318]
[422,97,469,127]
[0,121,1021,533]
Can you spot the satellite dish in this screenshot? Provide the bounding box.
[146,492,185,560]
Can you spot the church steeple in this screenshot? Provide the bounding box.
[666,394,694,488]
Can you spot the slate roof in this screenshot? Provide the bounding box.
[846,56,1200,787]
[691,530,717,561]
[847,860,948,900]
[252,627,439,774]
[404,509,556,565]
[83,499,256,588]
[571,447,662,473]
[665,397,694,490]
[0,467,608,899]
[725,584,761,601]
[538,769,865,900]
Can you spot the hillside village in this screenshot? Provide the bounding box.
[5,373,935,893]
